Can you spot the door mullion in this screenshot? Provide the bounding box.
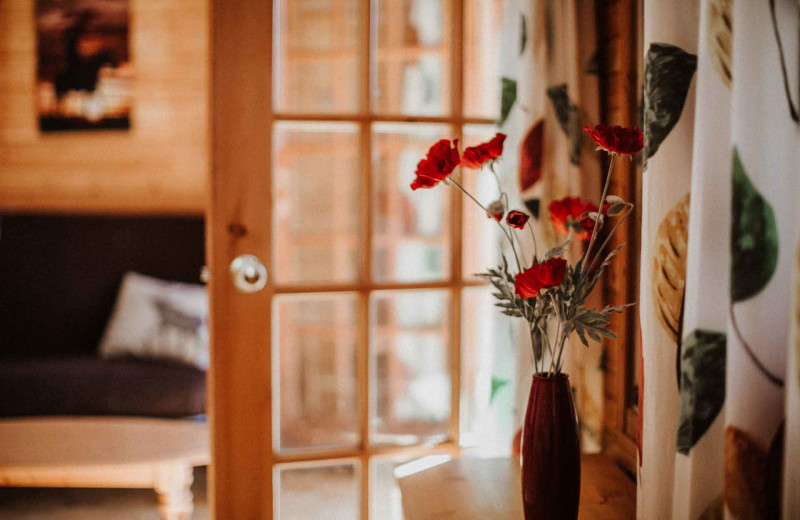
[359,0,374,517]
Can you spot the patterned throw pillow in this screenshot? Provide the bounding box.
[99,272,209,369]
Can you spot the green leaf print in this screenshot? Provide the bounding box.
[731,148,779,302]
[499,77,517,126]
[490,376,510,403]
[643,43,697,166]
[546,84,582,166]
[677,329,726,455]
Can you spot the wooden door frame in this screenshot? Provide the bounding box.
[596,0,641,475]
[208,0,274,518]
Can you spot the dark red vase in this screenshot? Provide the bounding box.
[520,373,581,520]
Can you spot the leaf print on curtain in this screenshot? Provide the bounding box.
[500,77,517,126]
[725,423,784,520]
[730,149,779,304]
[643,43,698,165]
[546,84,581,165]
[519,120,545,195]
[729,149,783,388]
[707,0,732,89]
[652,192,690,382]
[725,426,769,519]
[677,329,726,455]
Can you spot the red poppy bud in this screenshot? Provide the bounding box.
[506,210,530,229]
[486,200,505,222]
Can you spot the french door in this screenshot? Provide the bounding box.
[209,0,504,517]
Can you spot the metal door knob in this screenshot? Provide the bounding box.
[229,254,267,293]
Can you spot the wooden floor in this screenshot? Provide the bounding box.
[399,454,636,520]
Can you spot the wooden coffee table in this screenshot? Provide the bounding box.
[0,417,209,520]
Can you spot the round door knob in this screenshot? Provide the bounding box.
[229,254,267,293]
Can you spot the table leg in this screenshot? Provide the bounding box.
[154,462,195,520]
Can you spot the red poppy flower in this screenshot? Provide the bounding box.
[410,139,461,190]
[506,210,530,229]
[583,124,643,155]
[548,196,604,241]
[515,258,568,298]
[486,200,505,222]
[461,133,507,169]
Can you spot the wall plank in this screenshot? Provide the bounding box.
[0,0,208,215]
[597,0,640,476]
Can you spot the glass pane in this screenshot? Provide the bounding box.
[463,0,504,118]
[370,454,453,519]
[462,124,503,280]
[275,0,363,113]
[370,456,408,520]
[274,294,360,453]
[276,461,361,520]
[370,290,451,446]
[372,123,452,283]
[273,122,361,285]
[460,287,515,455]
[374,0,451,115]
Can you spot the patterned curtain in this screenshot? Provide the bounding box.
[496,0,603,452]
[638,0,800,518]
[638,1,699,518]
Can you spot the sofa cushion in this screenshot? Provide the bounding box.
[99,272,209,369]
[0,357,206,418]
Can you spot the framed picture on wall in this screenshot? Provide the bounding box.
[35,0,132,132]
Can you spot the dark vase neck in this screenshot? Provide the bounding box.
[532,372,570,382]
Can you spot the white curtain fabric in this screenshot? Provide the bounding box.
[497,0,604,453]
[671,0,731,517]
[638,0,800,519]
[785,212,800,518]
[639,1,699,518]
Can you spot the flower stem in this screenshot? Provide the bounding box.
[547,292,562,376]
[588,205,632,271]
[526,221,538,262]
[490,167,504,198]
[450,177,523,272]
[539,321,554,374]
[529,328,539,374]
[581,154,616,267]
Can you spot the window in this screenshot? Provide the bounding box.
[269,0,506,517]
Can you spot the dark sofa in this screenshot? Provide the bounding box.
[0,214,207,418]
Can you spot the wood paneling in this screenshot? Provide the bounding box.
[0,0,208,215]
[597,0,640,475]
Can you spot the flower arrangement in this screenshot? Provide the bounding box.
[410,124,643,377]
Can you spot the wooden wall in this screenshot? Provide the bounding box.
[0,0,208,215]
[597,0,641,475]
